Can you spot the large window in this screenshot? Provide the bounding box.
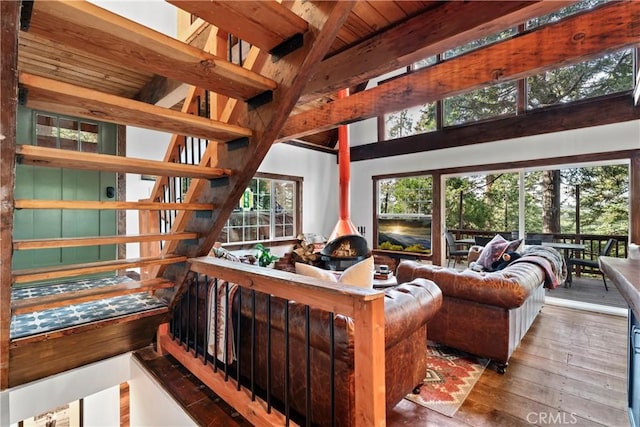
[380,0,634,139]
[218,174,301,245]
[376,175,432,254]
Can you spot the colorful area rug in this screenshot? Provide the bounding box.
[405,342,489,417]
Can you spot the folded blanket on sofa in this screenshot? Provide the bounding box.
[519,245,567,284]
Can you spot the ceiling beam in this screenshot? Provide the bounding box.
[167,1,308,53]
[280,1,640,141]
[27,0,276,101]
[351,92,640,161]
[20,73,252,142]
[299,1,574,104]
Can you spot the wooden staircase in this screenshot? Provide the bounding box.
[4,0,354,388]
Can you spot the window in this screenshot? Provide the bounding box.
[376,175,432,254]
[219,174,301,245]
[35,113,99,152]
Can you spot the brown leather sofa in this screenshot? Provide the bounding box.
[396,260,545,373]
[231,278,442,426]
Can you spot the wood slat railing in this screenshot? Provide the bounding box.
[13,232,199,250]
[16,145,233,179]
[158,257,386,427]
[12,278,174,315]
[12,255,187,284]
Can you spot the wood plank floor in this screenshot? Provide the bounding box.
[136,305,629,426]
[387,305,629,426]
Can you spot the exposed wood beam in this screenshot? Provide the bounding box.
[300,1,574,104]
[20,73,252,142]
[168,1,308,53]
[282,1,640,141]
[16,145,233,179]
[0,0,19,391]
[28,0,276,101]
[351,92,640,161]
[196,1,356,257]
[283,138,338,155]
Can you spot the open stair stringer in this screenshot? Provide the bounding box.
[152,1,355,307]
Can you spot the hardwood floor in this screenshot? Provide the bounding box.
[388,305,629,426]
[136,305,629,426]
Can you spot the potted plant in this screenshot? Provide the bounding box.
[254,243,279,267]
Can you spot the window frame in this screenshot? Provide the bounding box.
[220,172,303,249]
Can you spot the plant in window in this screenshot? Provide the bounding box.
[254,243,279,267]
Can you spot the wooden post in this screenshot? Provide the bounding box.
[353,297,386,427]
[0,0,19,391]
[139,203,160,280]
[432,172,443,266]
[630,153,640,244]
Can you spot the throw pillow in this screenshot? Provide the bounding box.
[295,262,338,282]
[476,235,523,270]
[475,234,509,270]
[338,256,374,289]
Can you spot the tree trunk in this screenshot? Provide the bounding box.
[542,170,561,233]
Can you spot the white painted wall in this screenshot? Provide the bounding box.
[84,386,121,427]
[349,119,640,248]
[90,0,177,37]
[5,353,130,425]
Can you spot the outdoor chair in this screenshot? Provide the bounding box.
[445,231,468,268]
[566,238,616,291]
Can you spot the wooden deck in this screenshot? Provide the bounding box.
[545,276,628,309]
[136,304,628,426]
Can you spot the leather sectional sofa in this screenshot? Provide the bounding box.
[396,259,546,373]
[231,278,442,426]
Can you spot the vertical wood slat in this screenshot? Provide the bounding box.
[0,0,20,391]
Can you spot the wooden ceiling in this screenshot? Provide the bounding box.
[16,0,640,150]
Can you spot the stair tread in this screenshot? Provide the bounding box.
[12,255,187,284]
[16,145,233,179]
[12,277,174,314]
[10,276,168,340]
[14,232,199,250]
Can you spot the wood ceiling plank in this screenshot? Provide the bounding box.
[282,1,640,141]
[167,1,308,53]
[20,73,252,142]
[300,1,574,104]
[28,0,276,101]
[16,145,233,179]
